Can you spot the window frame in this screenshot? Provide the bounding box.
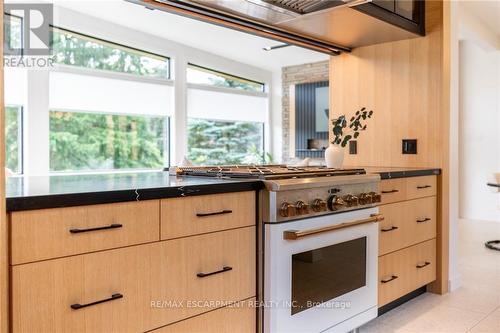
[187,63,266,93]
[4,13,24,56]
[51,26,172,80]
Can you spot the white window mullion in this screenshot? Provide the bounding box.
[172,56,188,165]
[25,70,50,175]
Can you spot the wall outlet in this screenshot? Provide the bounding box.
[402,139,417,154]
[349,140,357,154]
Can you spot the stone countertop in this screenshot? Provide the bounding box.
[360,167,441,179]
[6,172,263,212]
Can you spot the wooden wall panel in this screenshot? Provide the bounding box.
[330,0,443,168]
[329,0,449,294]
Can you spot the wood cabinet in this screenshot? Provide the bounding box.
[8,191,257,333]
[10,200,160,265]
[378,176,437,307]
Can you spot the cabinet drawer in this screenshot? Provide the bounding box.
[379,197,436,255]
[150,227,256,327]
[378,239,436,306]
[11,200,160,264]
[151,298,256,333]
[380,178,407,204]
[161,191,255,239]
[406,175,437,200]
[12,244,158,333]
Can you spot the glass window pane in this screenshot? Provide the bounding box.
[50,111,168,172]
[5,106,22,174]
[51,28,170,79]
[4,14,23,55]
[187,118,264,165]
[187,64,265,93]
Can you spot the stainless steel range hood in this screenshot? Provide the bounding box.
[134,0,424,55]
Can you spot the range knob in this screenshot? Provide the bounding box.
[327,195,345,211]
[295,201,310,215]
[370,192,382,203]
[311,199,328,212]
[359,193,373,205]
[279,202,296,218]
[343,194,359,207]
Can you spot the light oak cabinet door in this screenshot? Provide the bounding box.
[378,239,436,306]
[379,197,436,255]
[160,191,255,239]
[11,200,160,265]
[406,175,437,200]
[150,227,256,328]
[380,178,407,204]
[11,243,159,333]
[151,298,256,333]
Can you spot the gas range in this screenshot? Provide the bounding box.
[170,164,380,222]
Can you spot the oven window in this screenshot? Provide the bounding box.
[291,237,367,315]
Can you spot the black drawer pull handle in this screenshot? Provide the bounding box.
[381,275,398,284]
[69,223,123,234]
[381,189,399,194]
[416,261,431,269]
[196,210,233,217]
[197,266,232,278]
[381,226,399,232]
[417,218,431,223]
[70,293,123,310]
[417,185,432,189]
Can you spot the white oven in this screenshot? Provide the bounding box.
[263,207,379,333]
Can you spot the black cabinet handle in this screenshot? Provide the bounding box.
[197,266,232,278]
[381,275,398,284]
[69,223,123,234]
[381,226,399,232]
[416,261,431,269]
[487,183,500,188]
[417,185,431,189]
[381,189,399,194]
[416,218,431,223]
[70,293,123,310]
[196,210,233,217]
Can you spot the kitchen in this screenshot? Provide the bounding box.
[1,0,499,333]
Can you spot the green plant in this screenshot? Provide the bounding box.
[331,107,374,147]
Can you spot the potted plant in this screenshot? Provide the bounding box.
[325,107,374,168]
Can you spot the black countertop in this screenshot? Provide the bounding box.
[6,167,441,212]
[6,172,263,212]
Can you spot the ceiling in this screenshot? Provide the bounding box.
[460,0,500,37]
[51,0,328,72]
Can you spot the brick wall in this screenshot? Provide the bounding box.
[281,60,329,161]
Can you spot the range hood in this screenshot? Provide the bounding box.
[134,0,424,55]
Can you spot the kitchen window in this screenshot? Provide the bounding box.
[52,27,170,79]
[49,111,168,172]
[5,106,23,174]
[187,63,265,93]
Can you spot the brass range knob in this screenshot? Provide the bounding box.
[370,192,382,203]
[343,194,359,207]
[327,195,345,211]
[295,201,310,215]
[311,199,328,212]
[279,202,296,218]
[359,193,373,205]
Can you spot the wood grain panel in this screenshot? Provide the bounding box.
[160,191,255,240]
[11,243,159,333]
[380,178,407,204]
[406,175,437,199]
[151,298,256,333]
[11,200,160,264]
[150,227,256,328]
[379,196,437,255]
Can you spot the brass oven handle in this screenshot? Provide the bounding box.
[283,214,384,240]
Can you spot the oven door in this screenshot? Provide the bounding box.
[263,207,379,333]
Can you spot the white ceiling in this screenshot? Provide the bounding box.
[460,0,500,37]
[51,0,328,72]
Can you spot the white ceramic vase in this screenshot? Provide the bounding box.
[324,144,345,168]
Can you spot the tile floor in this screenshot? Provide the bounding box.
[360,218,500,333]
